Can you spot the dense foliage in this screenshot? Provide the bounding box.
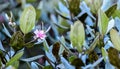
[0,0,120,69]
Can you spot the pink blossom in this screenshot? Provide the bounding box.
[34,29,46,39]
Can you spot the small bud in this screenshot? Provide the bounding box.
[9,22,16,27]
[9,22,12,25]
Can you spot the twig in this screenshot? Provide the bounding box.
[86,33,100,54]
[24,38,37,45]
[59,39,77,57]
[45,56,55,68]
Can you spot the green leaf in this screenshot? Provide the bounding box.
[70,20,85,52]
[59,36,65,55]
[71,58,84,68]
[18,61,31,69]
[88,51,98,63]
[98,9,109,35]
[10,31,24,51]
[44,65,53,69]
[105,4,120,18]
[0,50,7,64]
[68,0,80,16]
[52,42,60,61]
[56,18,69,34]
[25,43,34,48]
[43,40,49,52]
[105,4,117,17]
[101,47,108,62]
[85,0,102,14]
[11,61,19,69]
[6,51,23,67]
[112,10,120,18]
[26,0,36,3]
[35,9,41,20]
[62,50,68,59]
[20,6,36,34]
[108,47,120,68]
[110,29,120,51]
[69,56,76,63]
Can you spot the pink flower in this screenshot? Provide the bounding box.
[34,29,46,39]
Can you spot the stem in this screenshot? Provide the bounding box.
[59,39,77,57]
[26,62,31,69]
[34,62,44,69]
[13,26,16,33]
[86,33,100,54]
[64,0,69,8]
[66,0,74,22]
[24,38,37,45]
[55,8,71,21]
[2,50,11,59]
[45,56,54,68]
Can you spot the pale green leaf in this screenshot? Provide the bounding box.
[20,6,36,34]
[59,36,65,55]
[43,39,49,52]
[70,20,85,52]
[110,29,120,51]
[6,51,23,67]
[98,9,109,35]
[101,47,108,62]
